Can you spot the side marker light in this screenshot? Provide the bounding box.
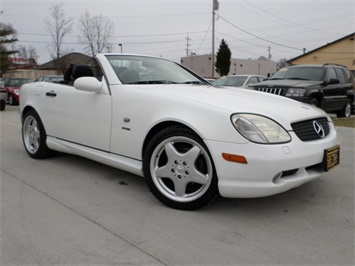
[222,153,248,164]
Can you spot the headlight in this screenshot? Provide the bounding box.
[231,114,291,144]
[14,89,20,95]
[285,88,306,97]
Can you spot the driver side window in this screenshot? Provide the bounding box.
[327,68,337,81]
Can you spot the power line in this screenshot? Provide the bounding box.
[218,15,303,51]
[195,18,212,53]
[240,0,318,33]
[17,31,207,39]
[2,11,210,20]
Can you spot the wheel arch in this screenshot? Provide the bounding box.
[142,121,202,159]
[21,106,37,123]
[309,91,323,106]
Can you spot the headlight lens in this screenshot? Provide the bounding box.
[231,114,291,144]
[285,88,306,97]
[14,89,20,95]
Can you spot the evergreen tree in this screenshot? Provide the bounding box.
[215,39,231,76]
[0,23,18,74]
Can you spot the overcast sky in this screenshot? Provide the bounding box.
[1,0,354,64]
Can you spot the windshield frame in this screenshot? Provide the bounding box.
[105,55,209,85]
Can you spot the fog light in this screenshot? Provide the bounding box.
[272,172,283,184]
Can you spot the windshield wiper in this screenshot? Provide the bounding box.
[268,78,284,80]
[125,80,177,84]
[286,77,310,80]
[181,81,204,84]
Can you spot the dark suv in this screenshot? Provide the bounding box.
[248,64,354,118]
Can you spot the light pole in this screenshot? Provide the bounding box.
[118,44,123,53]
[212,0,219,78]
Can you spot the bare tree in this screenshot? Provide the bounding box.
[44,2,73,73]
[78,11,114,57]
[28,46,39,64]
[18,45,39,65]
[277,58,289,70]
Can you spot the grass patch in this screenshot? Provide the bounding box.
[332,117,355,128]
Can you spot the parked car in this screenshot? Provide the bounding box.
[20,54,340,210]
[0,78,6,111]
[248,64,354,117]
[204,78,216,83]
[5,77,33,105]
[34,75,64,83]
[213,75,266,88]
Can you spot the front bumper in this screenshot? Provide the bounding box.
[0,90,6,101]
[287,96,313,104]
[205,123,339,198]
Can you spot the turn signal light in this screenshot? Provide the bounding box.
[222,153,248,164]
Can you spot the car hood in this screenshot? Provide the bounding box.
[251,79,321,88]
[133,84,327,130]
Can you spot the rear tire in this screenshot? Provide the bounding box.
[143,125,219,210]
[336,101,351,118]
[22,110,52,159]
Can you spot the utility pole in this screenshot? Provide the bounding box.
[267,46,271,60]
[212,0,219,78]
[185,35,191,57]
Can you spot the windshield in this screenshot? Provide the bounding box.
[213,76,248,87]
[7,78,32,87]
[106,55,206,85]
[270,67,324,81]
[46,76,64,82]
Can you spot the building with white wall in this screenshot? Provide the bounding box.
[181,54,277,79]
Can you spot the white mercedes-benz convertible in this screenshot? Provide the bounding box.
[20,54,340,210]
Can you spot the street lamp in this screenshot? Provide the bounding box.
[118,44,123,53]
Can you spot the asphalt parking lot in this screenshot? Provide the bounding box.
[1,105,354,265]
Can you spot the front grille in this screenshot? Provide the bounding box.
[291,117,330,141]
[254,87,286,96]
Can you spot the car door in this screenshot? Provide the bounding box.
[40,78,112,151]
[321,67,349,111]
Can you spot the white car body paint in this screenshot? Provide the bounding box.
[20,53,340,199]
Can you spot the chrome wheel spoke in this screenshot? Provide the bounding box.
[188,168,209,185]
[164,142,180,160]
[155,164,173,178]
[173,179,188,197]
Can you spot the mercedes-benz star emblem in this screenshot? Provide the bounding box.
[313,120,325,138]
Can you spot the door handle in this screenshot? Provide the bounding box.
[46,91,57,97]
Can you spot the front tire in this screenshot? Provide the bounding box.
[143,126,218,210]
[8,94,17,106]
[0,99,5,111]
[22,110,52,159]
[310,98,319,107]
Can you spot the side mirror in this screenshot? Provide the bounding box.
[74,77,102,92]
[327,78,340,85]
